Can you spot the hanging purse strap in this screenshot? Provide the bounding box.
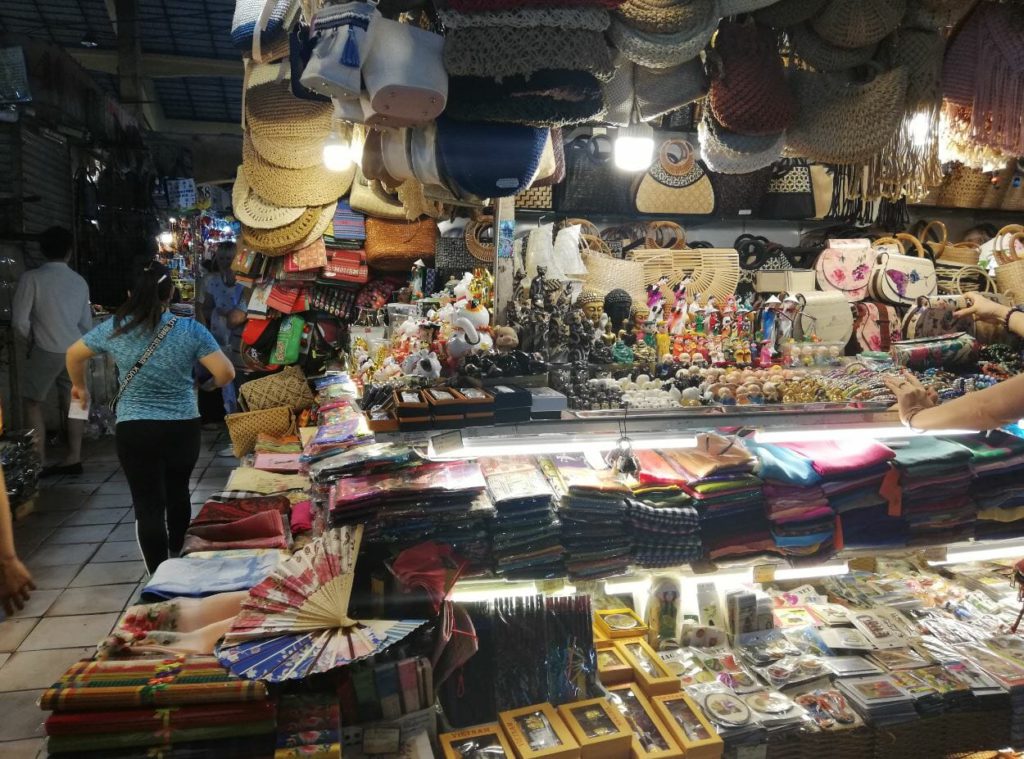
[109,317,178,413]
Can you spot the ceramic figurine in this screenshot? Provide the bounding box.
[655,321,671,360]
[604,288,633,333]
[577,287,607,326]
[612,332,634,364]
[494,325,519,352]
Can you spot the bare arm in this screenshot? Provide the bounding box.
[0,466,35,614]
[66,339,97,408]
[11,276,33,342]
[885,371,1024,432]
[956,292,1024,338]
[199,350,236,387]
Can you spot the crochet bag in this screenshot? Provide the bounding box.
[708,22,794,136]
[556,133,637,214]
[759,160,816,220]
[814,238,875,302]
[435,226,479,272]
[365,217,438,271]
[850,301,900,353]
[239,365,316,412]
[634,58,708,123]
[225,406,295,458]
[708,166,772,217]
[350,171,408,220]
[634,138,715,215]
[867,235,937,306]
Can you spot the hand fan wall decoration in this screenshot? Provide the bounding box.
[217,525,426,681]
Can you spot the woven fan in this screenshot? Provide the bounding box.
[217,526,425,682]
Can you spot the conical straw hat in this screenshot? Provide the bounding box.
[232,165,306,230]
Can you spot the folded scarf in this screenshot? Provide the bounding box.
[190,496,291,528]
[142,554,281,601]
[181,510,288,556]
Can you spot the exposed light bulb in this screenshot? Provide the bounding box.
[908,111,930,148]
[168,217,177,224]
[157,232,173,246]
[349,128,365,169]
[323,132,352,172]
[614,124,655,172]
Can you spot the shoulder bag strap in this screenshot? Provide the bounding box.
[109,317,178,413]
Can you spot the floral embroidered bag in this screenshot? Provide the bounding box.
[814,238,875,302]
[867,234,937,306]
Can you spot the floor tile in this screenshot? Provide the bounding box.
[0,690,47,740]
[0,619,38,652]
[9,528,52,556]
[59,471,113,485]
[92,541,139,563]
[19,613,118,651]
[62,508,128,526]
[108,522,136,541]
[80,494,133,510]
[70,561,146,588]
[0,654,8,669]
[27,565,79,590]
[8,590,59,619]
[94,482,133,495]
[0,646,92,692]
[26,542,96,569]
[46,525,114,544]
[48,584,136,616]
[0,737,46,758]
[14,511,68,528]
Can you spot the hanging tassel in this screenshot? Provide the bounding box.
[341,24,360,67]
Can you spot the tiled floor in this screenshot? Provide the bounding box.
[0,428,234,758]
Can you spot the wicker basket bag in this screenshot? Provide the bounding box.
[994,230,1024,305]
[239,365,315,412]
[583,245,646,302]
[225,406,295,458]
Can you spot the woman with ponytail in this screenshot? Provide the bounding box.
[65,262,235,574]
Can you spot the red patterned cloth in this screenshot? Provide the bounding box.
[181,510,288,555]
[190,496,291,528]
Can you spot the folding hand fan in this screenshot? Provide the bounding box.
[217,525,426,681]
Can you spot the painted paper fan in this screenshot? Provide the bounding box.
[217,525,426,681]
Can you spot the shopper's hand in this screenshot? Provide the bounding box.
[0,556,35,616]
[883,371,937,424]
[955,292,1008,324]
[71,384,89,409]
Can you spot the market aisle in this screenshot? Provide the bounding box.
[0,427,236,758]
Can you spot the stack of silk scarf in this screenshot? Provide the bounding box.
[274,692,340,758]
[439,0,619,126]
[546,453,633,579]
[662,435,774,562]
[631,450,703,567]
[776,440,900,550]
[954,430,1024,539]
[892,437,976,546]
[749,442,834,559]
[40,656,275,758]
[480,456,564,579]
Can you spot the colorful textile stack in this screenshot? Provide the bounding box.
[632,450,703,567]
[956,431,1024,539]
[892,437,976,546]
[776,440,900,550]
[441,2,619,125]
[141,551,284,602]
[480,456,564,579]
[40,656,275,758]
[545,453,633,579]
[657,436,773,561]
[749,442,834,559]
[329,200,366,242]
[275,692,340,758]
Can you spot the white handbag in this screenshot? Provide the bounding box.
[868,234,938,306]
[793,290,854,345]
[363,19,447,127]
[300,2,380,101]
[814,238,874,302]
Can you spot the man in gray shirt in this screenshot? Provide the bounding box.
[12,227,93,476]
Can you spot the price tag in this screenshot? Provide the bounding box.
[849,556,877,572]
[363,727,401,755]
[428,430,463,457]
[923,546,948,563]
[753,564,775,584]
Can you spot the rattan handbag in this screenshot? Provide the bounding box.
[465,216,495,265]
[225,406,295,458]
[239,365,315,413]
[994,231,1024,305]
[583,246,646,302]
[365,217,438,271]
[634,138,716,216]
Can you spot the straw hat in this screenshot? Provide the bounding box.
[242,135,354,208]
[788,23,877,72]
[754,0,826,27]
[245,80,334,169]
[232,166,306,230]
[242,202,336,256]
[811,0,907,50]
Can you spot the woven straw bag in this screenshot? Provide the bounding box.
[688,249,741,305]
[465,216,495,265]
[1002,169,1024,212]
[225,406,295,458]
[583,247,646,303]
[634,138,716,215]
[242,136,353,208]
[350,170,407,220]
[645,221,687,249]
[935,163,991,209]
[628,247,702,307]
[365,217,438,271]
[811,0,906,49]
[435,227,478,272]
[239,365,315,412]
[994,231,1024,305]
[515,185,553,210]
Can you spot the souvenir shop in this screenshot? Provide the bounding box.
[34,0,1024,757]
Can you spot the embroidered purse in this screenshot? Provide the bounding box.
[793,290,854,344]
[814,238,875,302]
[901,296,975,340]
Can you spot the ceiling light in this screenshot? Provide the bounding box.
[614,123,655,172]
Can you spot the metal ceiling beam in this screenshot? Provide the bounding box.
[66,48,243,78]
[163,120,241,136]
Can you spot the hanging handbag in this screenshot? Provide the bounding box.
[759,160,816,220]
[634,58,708,123]
[891,332,978,371]
[289,23,331,102]
[108,317,177,413]
[300,2,381,101]
[239,365,315,412]
[601,53,635,127]
[867,234,937,306]
[708,166,772,217]
[362,19,447,127]
[555,133,637,214]
[350,170,408,220]
[634,138,716,216]
[435,225,478,272]
[792,291,853,344]
[902,296,976,340]
[849,301,900,353]
[814,238,875,302]
[365,217,438,271]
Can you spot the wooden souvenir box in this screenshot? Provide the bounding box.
[442,723,516,759]
[557,698,632,759]
[595,609,648,640]
[599,646,635,686]
[651,693,723,759]
[498,703,581,759]
[613,639,680,697]
[604,684,683,759]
